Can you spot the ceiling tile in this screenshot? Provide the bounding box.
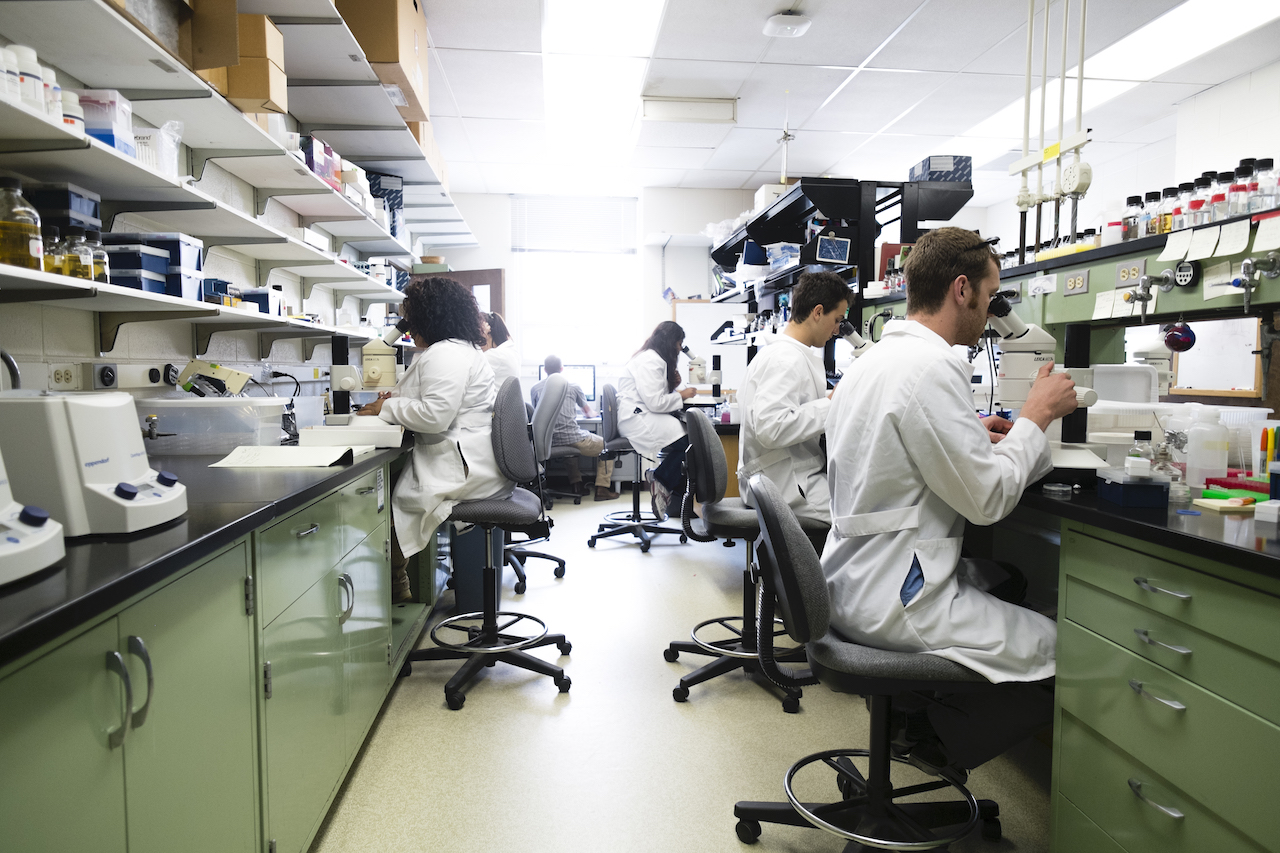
[678,170,755,189]
[1154,19,1280,86]
[735,63,858,130]
[643,58,755,99]
[805,70,950,133]
[830,133,953,179]
[427,116,471,162]
[782,130,873,173]
[702,127,783,171]
[1082,81,1208,144]
[634,168,688,188]
[761,0,920,68]
[636,121,735,148]
[1108,114,1178,146]
[462,118,547,163]
[442,161,487,194]
[434,49,544,120]
[868,0,1028,72]
[423,0,542,52]
[631,147,715,170]
[652,0,786,63]
[890,73,1026,137]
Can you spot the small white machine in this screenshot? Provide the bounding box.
[177,359,251,397]
[0,391,188,536]
[0,444,65,584]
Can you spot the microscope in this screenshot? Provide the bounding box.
[837,318,875,358]
[176,359,251,397]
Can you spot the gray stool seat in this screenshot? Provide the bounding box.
[450,487,542,528]
[810,631,988,694]
[547,445,579,459]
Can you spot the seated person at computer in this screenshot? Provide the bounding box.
[357,277,514,602]
[482,312,520,391]
[738,270,849,527]
[822,227,1078,773]
[618,321,696,520]
[531,355,619,502]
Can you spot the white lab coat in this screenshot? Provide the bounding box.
[379,339,513,557]
[617,349,687,460]
[738,333,831,524]
[485,340,521,394]
[821,319,1056,683]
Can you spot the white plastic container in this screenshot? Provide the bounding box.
[1101,221,1123,247]
[60,91,85,135]
[41,66,61,123]
[135,397,287,455]
[0,49,18,103]
[1185,408,1229,488]
[9,46,44,113]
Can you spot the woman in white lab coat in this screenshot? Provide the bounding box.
[617,320,696,519]
[358,278,513,598]
[482,312,521,393]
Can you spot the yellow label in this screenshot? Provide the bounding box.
[1042,143,1060,163]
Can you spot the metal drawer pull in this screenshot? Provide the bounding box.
[105,651,134,749]
[1134,629,1192,656]
[338,573,355,623]
[294,523,320,539]
[1128,779,1184,820]
[356,487,376,496]
[1133,577,1191,601]
[126,636,155,728]
[1128,678,1186,711]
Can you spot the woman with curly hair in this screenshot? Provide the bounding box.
[481,311,520,391]
[617,320,696,520]
[358,277,513,600]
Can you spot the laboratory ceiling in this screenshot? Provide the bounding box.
[424,0,1280,204]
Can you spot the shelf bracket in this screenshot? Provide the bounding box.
[300,213,368,229]
[301,276,363,300]
[99,309,211,354]
[258,259,331,289]
[356,293,404,314]
[258,330,330,361]
[254,187,331,217]
[189,148,287,182]
[192,322,275,357]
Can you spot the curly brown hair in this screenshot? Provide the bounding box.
[638,320,685,392]
[401,277,486,348]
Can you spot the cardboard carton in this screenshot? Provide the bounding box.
[335,0,429,121]
[236,14,284,66]
[227,57,288,113]
[196,65,228,95]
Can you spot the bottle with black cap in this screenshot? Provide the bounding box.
[1122,195,1143,241]
[1253,158,1277,213]
[1128,430,1155,462]
[1159,187,1179,234]
[1142,191,1162,237]
[0,176,42,270]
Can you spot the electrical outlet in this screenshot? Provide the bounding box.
[115,364,168,389]
[84,362,118,390]
[49,363,82,391]
[260,364,274,383]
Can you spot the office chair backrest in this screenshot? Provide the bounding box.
[530,373,569,463]
[525,402,534,422]
[748,473,829,645]
[684,408,728,504]
[600,384,620,443]
[491,377,540,485]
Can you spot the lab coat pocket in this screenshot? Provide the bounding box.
[905,536,963,608]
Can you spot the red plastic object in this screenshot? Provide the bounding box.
[1204,476,1269,494]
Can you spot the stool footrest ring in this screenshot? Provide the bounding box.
[690,615,802,660]
[430,610,549,653]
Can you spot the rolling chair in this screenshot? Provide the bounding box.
[587,383,686,552]
[531,373,585,506]
[665,409,828,712]
[402,378,572,710]
[733,474,1002,850]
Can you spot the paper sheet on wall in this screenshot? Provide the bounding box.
[1157,229,1194,261]
[1253,215,1280,252]
[1215,219,1251,257]
[210,445,376,467]
[1186,226,1220,261]
[1092,290,1115,319]
[1202,260,1241,300]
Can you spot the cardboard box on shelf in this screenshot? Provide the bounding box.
[103,0,237,72]
[196,66,228,96]
[335,0,429,122]
[227,57,287,113]
[243,112,271,131]
[236,14,284,66]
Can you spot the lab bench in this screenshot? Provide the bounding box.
[996,491,1280,853]
[0,444,424,853]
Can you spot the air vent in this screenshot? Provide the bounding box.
[149,59,178,74]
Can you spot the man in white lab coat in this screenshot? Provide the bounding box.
[738,271,849,527]
[822,227,1079,772]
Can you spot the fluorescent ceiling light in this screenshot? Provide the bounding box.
[542,0,665,57]
[641,97,736,123]
[763,13,812,38]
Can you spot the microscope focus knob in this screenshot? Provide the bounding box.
[1076,387,1098,407]
[338,376,358,391]
[115,482,138,501]
[18,505,49,527]
[157,470,179,488]
[367,366,382,381]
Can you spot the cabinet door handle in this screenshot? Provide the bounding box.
[126,636,155,728]
[356,487,376,496]
[105,651,134,749]
[1133,577,1192,601]
[1134,628,1192,656]
[294,523,320,539]
[1128,778,1184,820]
[1128,678,1186,711]
[338,574,354,623]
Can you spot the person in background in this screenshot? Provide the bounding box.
[357,278,513,602]
[530,355,619,502]
[618,320,696,520]
[737,270,849,528]
[821,227,1078,776]
[482,311,520,391]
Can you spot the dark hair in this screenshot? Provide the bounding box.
[486,312,511,346]
[401,277,486,348]
[904,227,1000,316]
[791,271,851,322]
[638,320,685,392]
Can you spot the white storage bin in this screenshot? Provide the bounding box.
[135,397,286,455]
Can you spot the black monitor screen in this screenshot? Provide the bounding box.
[538,364,596,402]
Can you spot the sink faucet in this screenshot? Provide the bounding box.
[1125,269,1171,324]
[1234,252,1280,315]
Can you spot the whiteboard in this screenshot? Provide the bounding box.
[1172,317,1260,393]
[672,300,749,392]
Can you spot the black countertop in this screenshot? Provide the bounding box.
[1021,488,1280,581]
[0,445,409,670]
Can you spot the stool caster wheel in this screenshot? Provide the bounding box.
[514,580,527,594]
[556,676,571,693]
[735,819,761,844]
[663,647,679,663]
[557,641,572,656]
[543,497,553,511]
[640,540,651,553]
[781,694,801,714]
[672,685,689,702]
[485,658,497,667]
[588,538,597,548]
[554,566,566,578]
[446,692,465,711]
[398,662,411,678]
[679,534,688,544]
[573,497,582,505]
[445,578,455,590]
[982,818,1002,841]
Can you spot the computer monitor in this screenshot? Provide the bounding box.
[538,364,596,402]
